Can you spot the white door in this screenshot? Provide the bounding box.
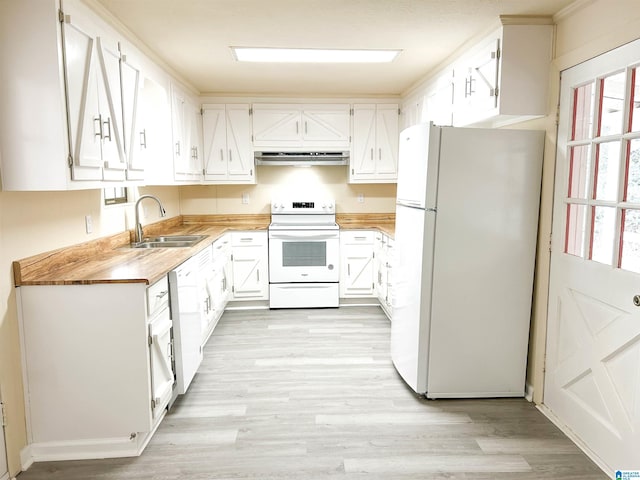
[339,244,374,297]
[544,39,640,473]
[301,105,350,146]
[351,105,377,177]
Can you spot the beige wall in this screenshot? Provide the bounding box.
[0,185,178,475]
[180,166,396,214]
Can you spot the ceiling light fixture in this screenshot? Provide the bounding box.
[230,47,401,63]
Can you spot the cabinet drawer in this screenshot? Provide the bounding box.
[340,230,375,245]
[212,234,231,254]
[147,276,170,317]
[231,231,267,247]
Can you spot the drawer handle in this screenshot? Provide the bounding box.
[155,290,168,299]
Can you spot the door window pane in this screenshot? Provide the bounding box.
[591,206,617,265]
[594,141,621,201]
[565,204,588,257]
[620,209,640,272]
[568,145,591,198]
[626,139,640,203]
[598,71,626,136]
[630,68,640,132]
[572,82,595,141]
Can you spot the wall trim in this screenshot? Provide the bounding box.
[553,0,597,23]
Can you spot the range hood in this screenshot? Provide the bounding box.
[254,151,349,166]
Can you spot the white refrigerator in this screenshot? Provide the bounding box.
[391,122,544,398]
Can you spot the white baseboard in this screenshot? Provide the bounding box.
[20,411,164,471]
[537,404,613,479]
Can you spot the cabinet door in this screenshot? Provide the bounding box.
[96,37,126,181]
[375,105,399,177]
[351,105,377,177]
[232,245,268,299]
[203,105,228,179]
[62,15,104,179]
[120,51,145,180]
[301,104,350,147]
[340,244,375,297]
[171,86,187,175]
[226,104,254,181]
[252,105,301,147]
[185,99,203,177]
[148,307,173,419]
[454,36,500,123]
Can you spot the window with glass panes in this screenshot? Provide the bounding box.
[564,66,640,273]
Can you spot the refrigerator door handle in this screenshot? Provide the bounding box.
[397,199,424,209]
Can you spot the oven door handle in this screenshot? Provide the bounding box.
[269,232,339,240]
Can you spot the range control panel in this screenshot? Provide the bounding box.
[271,199,335,214]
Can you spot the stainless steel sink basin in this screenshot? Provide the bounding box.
[130,234,207,249]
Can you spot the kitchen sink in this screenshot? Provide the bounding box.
[130,234,207,249]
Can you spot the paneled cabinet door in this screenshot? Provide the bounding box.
[252,105,300,147]
[454,37,500,121]
[301,104,350,146]
[62,14,126,181]
[232,246,268,299]
[340,244,375,297]
[120,51,145,181]
[148,307,173,419]
[350,104,399,183]
[203,104,254,183]
[171,85,202,181]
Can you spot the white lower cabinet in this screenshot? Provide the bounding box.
[17,277,172,462]
[374,232,394,319]
[231,231,269,300]
[202,234,232,344]
[339,231,375,298]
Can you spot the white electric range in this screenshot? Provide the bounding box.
[268,199,340,308]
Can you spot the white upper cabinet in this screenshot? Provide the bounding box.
[202,104,255,184]
[452,21,553,127]
[350,104,399,183]
[0,0,172,190]
[252,104,350,149]
[171,84,203,182]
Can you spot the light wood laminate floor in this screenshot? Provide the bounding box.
[18,306,608,479]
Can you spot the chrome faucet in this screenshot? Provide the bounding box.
[134,195,167,243]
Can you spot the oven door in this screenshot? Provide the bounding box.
[268,230,339,283]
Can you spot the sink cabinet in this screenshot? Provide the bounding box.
[17,277,173,462]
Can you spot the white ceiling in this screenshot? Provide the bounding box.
[93,0,577,97]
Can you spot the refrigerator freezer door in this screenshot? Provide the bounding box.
[390,204,436,394]
[396,123,441,210]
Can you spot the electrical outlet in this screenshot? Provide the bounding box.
[242,193,250,204]
[357,193,365,203]
[85,215,93,234]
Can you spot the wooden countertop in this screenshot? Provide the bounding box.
[13,213,395,287]
[13,215,270,287]
[337,213,395,238]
